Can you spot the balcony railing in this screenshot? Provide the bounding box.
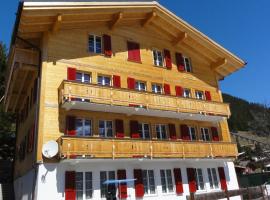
[58,137,238,159]
[59,81,231,120]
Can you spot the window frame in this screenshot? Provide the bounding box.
[200,127,211,141]
[207,168,220,190]
[135,80,147,91]
[99,120,114,138]
[155,124,167,140]
[195,168,205,191]
[195,90,205,100]
[151,83,163,94]
[75,171,93,200]
[76,71,92,83]
[188,126,197,141]
[75,118,92,137]
[160,169,174,194]
[97,75,111,86]
[88,34,102,54]
[142,169,156,195]
[183,56,192,72]
[138,122,151,139]
[152,49,164,67]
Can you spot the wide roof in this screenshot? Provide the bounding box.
[15,0,246,79]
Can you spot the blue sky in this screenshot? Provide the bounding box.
[1,0,270,104]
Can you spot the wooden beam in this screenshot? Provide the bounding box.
[172,32,187,46]
[109,12,123,30]
[141,11,157,27]
[211,58,227,70]
[52,14,62,33]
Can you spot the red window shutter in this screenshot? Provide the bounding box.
[103,34,112,57]
[65,171,76,200]
[168,124,177,140]
[127,41,141,62]
[134,169,144,198]
[115,119,124,138]
[164,49,172,69]
[187,168,196,193]
[127,77,135,89]
[66,116,76,136]
[117,170,128,199]
[175,53,185,71]
[164,84,171,95]
[205,91,212,101]
[180,125,190,140]
[218,167,227,191]
[113,75,121,88]
[175,86,183,97]
[130,120,140,138]
[174,168,184,194]
[211,127,220,141]
[67,67,76,81]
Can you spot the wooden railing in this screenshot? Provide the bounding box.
[59,81,231,117]
[58,137,238,159]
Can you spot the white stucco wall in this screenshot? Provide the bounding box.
[33,159,240,200]
[14,169,35,200]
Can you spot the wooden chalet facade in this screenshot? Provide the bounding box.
[4,0,245,199]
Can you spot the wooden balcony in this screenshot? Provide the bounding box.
[58,137,238,159]
[59,81,231,122]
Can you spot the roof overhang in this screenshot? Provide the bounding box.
[16,0,245,79]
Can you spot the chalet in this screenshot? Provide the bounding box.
[4,0,245,199]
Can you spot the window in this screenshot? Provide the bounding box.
[183,88,191,98]
[153,49,163,67]
[76,72,91,83]
[76,119,92,136]
[142,170,156,195]
[195,91,204,100]
[138,123,150,139]
[207,168,219,189]
[135,81,146,91]
[98,75,111,86]
[100,171,116,198]
[184,57,192,72]
[188,126,197,141]
[88,35,102,53]
[156,124,167,140]
[75,172,93,200]
[201,128,210,141]
[160,169,174,193]
[152,84,162,94]
[195,168,205,190]
[99,120,113,137]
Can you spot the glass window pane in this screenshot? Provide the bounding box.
[98,76,103,85]
[160,170,167,193]
[76,72,82,82]
[99,121,105,137]
[142,170,148,194]
[84,120,91,136]
[88,35,95,52]
[96,36,102,53]
[100,171,107,198]
[148,170,156,194]
[84,74,91,83]
[76,119,83,136]
[104,77,111,86]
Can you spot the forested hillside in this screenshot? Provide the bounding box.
[223,93,270,137]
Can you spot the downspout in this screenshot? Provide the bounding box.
[10,2,43,200]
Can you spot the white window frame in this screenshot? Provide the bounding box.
[88,34,102,54]
[207,168,220,190]
[160,169,174,194]
[142,169,156,195]
[75,171,93,200]
[152,49,164,67]
[135,81,147,91]
[195,90,205,100]
[99,120,113,137]
[201,127,210,141]
[152,83,163,94]
[100,171,116,199]
[138,123,150,139]
[97,75,111,86]
[76,118,92,137]
[183,88,191,98]
[156,124,167,140]
[195,168,205,191]
[183,56,192,72]
[188,126,197,141]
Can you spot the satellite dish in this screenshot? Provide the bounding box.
[42,140,59,158]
